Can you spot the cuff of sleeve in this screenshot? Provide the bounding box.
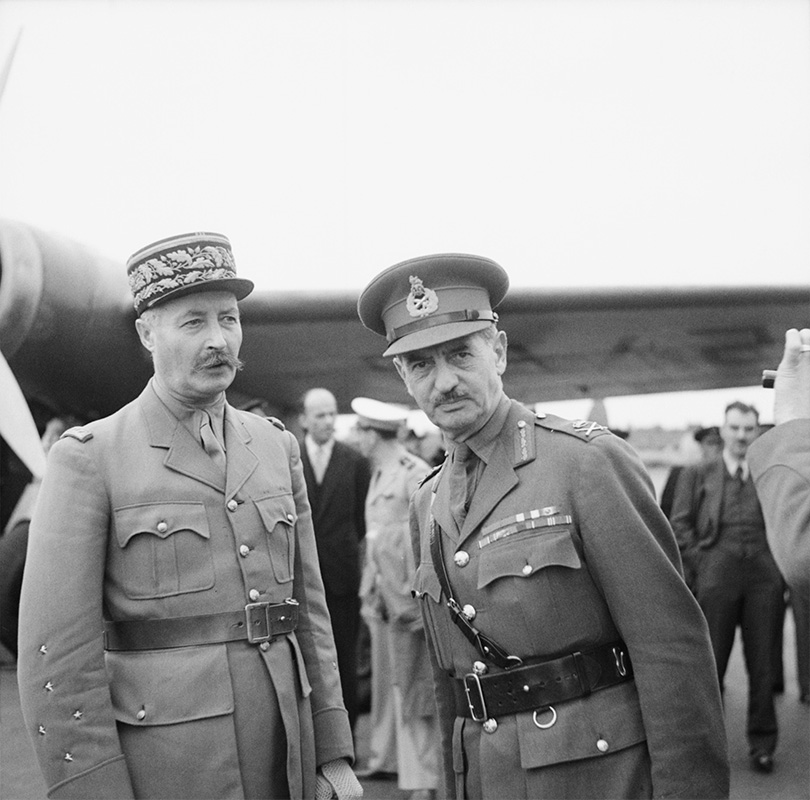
[313,706,354,766]
[49,755,134,799]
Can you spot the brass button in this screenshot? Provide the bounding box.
[286,513,294,522]
[259,641,270,651]
[136,708,146,721]
[239,545,250,557]
[483,718,498,734]
[156,521,168,534]
[454,551,470,568]
[462,604,476,621]
[227,499,238,512]
[249,589,260,601]
[472,661,488,676]
[597,738,609,753]
[517,420,526,428]
[522,564,533,576]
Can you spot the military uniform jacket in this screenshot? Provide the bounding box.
[749,420,810,600]
[410,397,729,800]
[18,383,352,799]
[360,448,434,718]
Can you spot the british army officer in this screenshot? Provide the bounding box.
[18,233,360,800]
[357,254,729,800]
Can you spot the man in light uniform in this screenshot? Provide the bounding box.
[353,397,438,800]
[356,253,729,800]
[18,232,360,800]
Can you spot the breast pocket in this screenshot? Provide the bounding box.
[255,494,297,584]
[112,502,214,600]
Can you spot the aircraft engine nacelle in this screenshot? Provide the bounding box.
[0,219,150,421]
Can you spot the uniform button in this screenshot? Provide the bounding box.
[227,499,238,512]
[517,420,526,428]
[249,589,260,601]
[239,545,250,557]
[473,661,488,676]
[454,551,470,567]
[136,708,146,721]
[156,521,168,533]
[597,738,609,753]
[483,718,498,734]
[522,564,533,576]
[462,604,477,621]
[259,642,270,651]
[286,513,294,522]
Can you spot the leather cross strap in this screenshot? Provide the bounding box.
[429,514,521,669]
[104,599,299,651]
[452,640,633,721]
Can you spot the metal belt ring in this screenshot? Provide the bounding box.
[532,706,557,729]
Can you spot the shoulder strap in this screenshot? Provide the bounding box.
[428,494,522,669]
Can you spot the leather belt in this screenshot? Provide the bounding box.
[104,599,299,651]
[452,640,633,721]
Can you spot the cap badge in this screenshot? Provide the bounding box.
[406,275,439,318]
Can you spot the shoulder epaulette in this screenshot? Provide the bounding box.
[60,426,93,443]
[535,412,611,442]
[418,462,443,488]
[267,416,286,431]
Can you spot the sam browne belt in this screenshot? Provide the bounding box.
[453,640,633,721]
[104,599,299,651]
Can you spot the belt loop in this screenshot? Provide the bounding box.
[572,651,591,696]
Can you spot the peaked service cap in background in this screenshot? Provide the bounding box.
[351,396,409,433]
[357,253,509,356]
[126,231,254,315]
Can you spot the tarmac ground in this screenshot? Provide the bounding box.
[2,609,808,800]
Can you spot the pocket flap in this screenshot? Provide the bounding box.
[413,562,442,603]
[517,680,646,769]
[478,529,581,589]
[106,645,234,726]
[114,502,210,548]
[255,494,297,531]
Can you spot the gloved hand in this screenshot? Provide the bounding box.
[315,758,363,800]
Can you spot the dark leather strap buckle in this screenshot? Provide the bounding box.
[463,672,488,722]
[245,598,299,644]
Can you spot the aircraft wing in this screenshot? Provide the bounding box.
[2,219,808,473]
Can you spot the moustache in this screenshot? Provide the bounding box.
[194,351,244,372]
[434,392,468,407]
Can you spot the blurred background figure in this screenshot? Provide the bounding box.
[0,415,79,656]
[659,426,722,520]
[671,401,784,774]
[353,397,439,800]
[299,387,371,731]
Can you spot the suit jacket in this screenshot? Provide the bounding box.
[749,419,810,600]
[301,440,371,597]
[410,398,729,800]
[669,456,729,559]
[18,382,352,799]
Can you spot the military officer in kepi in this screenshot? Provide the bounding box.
[357,254,730,800]
[18,232,361,800]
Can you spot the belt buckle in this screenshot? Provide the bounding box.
[245,602,272,644]
[463,672,488,722]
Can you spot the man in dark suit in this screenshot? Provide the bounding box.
[300,387,371,730]
[671,401,784,774]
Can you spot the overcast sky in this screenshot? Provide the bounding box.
[1,0,809,427]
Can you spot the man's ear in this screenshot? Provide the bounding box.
[135,317,155,353]
[393,357,415,398]
[494,330,508,376]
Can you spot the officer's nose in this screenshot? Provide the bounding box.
[433,358,459,393]
[206,321,228,350]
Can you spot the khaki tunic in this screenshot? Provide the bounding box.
[18,384,352,799]
[410,397,730,800]
[360,449,434,718]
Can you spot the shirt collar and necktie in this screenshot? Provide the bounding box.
[722,451,748,483]
[305,435,334,484]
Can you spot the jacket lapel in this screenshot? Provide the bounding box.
[223,409,259,501]
[140,386,225,493]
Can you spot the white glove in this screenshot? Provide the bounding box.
[315,758,363,800]
[774,328,810,424]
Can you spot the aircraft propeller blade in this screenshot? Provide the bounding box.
[0,348,46,479]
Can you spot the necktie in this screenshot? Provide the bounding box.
[312,445,329,484]
[449,442,471,531]
[198,410,226,473]
[735,463,745,484]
